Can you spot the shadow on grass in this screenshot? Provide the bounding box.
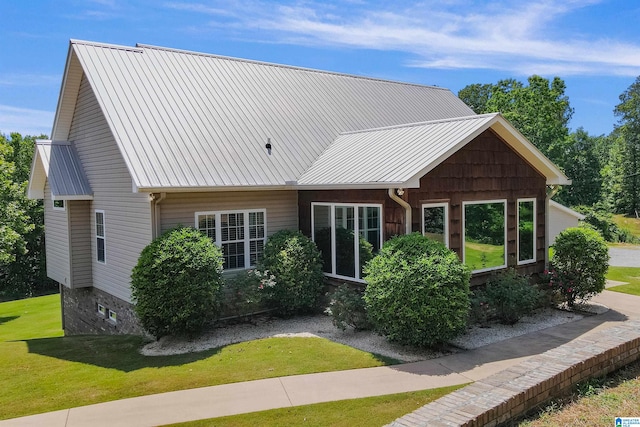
[25,335,221,372]
[0,316,19,325]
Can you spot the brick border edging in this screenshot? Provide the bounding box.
[387,320,640,427]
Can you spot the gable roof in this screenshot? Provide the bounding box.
[298,113,570,188]
[42,40,569,193]
[52,40,475,191]
[28,140,93,200]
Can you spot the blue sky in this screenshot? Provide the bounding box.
[1,0,639,137]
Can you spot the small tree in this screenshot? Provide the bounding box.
[546,227,609,307]
[364,233,470,348]
[258,230,324,316]
[131,227,223,338]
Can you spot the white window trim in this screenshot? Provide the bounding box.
[194,209,267,271]
[108,309,117,323]
[462,199,507,274]
[97,303,106,316]
[421,202,449,248]
[311,202,383,283]
[517,198,537,265]
[52,199,65,211]
[95,209,106,264]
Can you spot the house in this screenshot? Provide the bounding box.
[28,40,570,335]
[548,200,585,244]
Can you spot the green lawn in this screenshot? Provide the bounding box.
[606,266,640,296]
[464,241,505,271]
[0,295,397,420]
[612,214,640,237]
[165,385,465,427]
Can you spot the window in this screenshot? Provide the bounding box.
[108,309,117,323]
[53,199,65,211]
[462,200,506,273]
[97,303,106,316]
[196,209,266,270]
[517,198,536,264]
[422,203,449,247]
[312,203,382,281]
[95,210,106,263]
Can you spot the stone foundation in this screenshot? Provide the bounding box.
[61,285,145,336]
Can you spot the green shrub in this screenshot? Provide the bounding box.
[363,233,470,348]
[325,284,370,331]
[483,269,541,325]
[468,290,492,328]
[131,227,224,338]
[259,230,324,316]
[544,227,609,306]
[221,269,275,318]
[574,205,638,243]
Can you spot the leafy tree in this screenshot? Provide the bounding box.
[0,132,53,299]
[458,76,574,162]
[610,76,640,215]
[554,128,605,207]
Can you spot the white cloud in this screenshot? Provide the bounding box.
[0,105,54,137]
[0,74,60,87]
[166,0,640,77]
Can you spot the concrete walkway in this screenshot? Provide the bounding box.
[2,290,639,427]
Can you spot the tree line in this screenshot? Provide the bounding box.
[0,132,55,300]
[459,75,640,217]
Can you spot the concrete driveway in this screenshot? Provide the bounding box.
[609,246,640,267]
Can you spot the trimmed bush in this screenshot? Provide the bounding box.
[325,284,370,331]
[364,233,471,348]
[545,227,609,306]
[131,227,223,338]
[259,230,324,316]
[483,269,541,325]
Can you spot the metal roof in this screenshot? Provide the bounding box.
[29,140,93,200]
[60,40,475,190]
[298,113,571,188]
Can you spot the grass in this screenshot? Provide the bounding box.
[519,360,640,426]
[0,295,398,420]
[606,266,640,296]
[464,241,505,271]
[612,214,640,237]
[164,385,465,427]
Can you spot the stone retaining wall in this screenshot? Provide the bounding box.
[388,320,640,427]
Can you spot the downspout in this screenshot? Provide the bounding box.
[545,185,560,268]
[151,192,167,239]
[388,188,412,235]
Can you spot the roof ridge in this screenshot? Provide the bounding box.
[340,113,497,135]
[70,39,144,53]
[135,42,451,91]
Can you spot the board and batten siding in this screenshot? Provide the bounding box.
[44,181,71,286]
[160,190,298,236]
[68,74,152,303]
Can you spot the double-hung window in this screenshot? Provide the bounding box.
[311,203,382,282]
[196,209,266,270]
[95,210,106,263]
